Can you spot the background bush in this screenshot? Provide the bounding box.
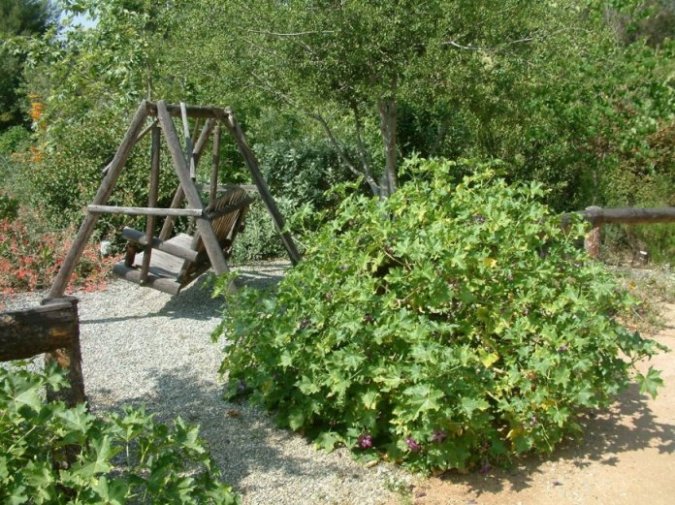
[256,136,355,210]
[231,196,299,264]
[215,158,664,473]
[0,363,239,504]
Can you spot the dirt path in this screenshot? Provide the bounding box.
[408,304,675,505]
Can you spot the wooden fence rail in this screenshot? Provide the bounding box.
[567,206,675,258]
[0,297,84,407]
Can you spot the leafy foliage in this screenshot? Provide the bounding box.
[256,136,355,210]
[215,158,664,473]
[0,193,19,220]
[232,196,298,264]
[10,0,673,261]
[0,363,239,504]
[0,0,57,129]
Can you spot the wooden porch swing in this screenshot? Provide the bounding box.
[46,100,301,300]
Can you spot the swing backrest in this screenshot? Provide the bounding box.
[177,186,252,284]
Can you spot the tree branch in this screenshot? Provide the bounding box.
[248,75,380,195]
[445,40,481,51]
[311,111,380,195]
[444,28,579,54]
[350,103,379,194]
[244,29,335,37]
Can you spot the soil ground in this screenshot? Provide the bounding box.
[405,303,675,505]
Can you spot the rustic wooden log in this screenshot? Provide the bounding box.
[87,205,204,217]
[222,109,302,265]
[562,207,675,226]
[559,206,675,258]
[146,101,226,120]
[2,297,84,469]
[210,124,221,208]
[159,187,185,241]
[582,207,675,225]
[193,118,215,166]
[157,119,215,241]
[141,125,161,283]
[48,102,149,300]
[180,102,196,179]
[121,227,199,262]
[42,298,85,408]
[191,117,202,143]
[101,120,157,175]
[0,298,84,407]
[0,299,78,362]
[156,100,230,275]
[584,206,602,258]
[124,242,138,267]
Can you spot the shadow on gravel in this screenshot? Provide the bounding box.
[78,279,224,324]
[438,384,674,495]
[109,364,350,490]
[80,264,286,325]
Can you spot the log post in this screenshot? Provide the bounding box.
[1,297,84,470]
[42,298,84,407]
[158,118,215,240]
[141,125,161,283]
[158,187,185,241]
[48,102,149,299]
[210,124,221,209]
[180,102,196,179]
[0,298,84,407]
[156,100,230,275]
[222,109,302,265]
[584,206,602,259]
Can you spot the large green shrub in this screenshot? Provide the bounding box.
[215,158,664,473]
[0,364,238,504]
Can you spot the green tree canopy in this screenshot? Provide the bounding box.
[0,0,57,129]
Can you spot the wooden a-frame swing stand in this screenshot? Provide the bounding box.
[46,100,301,300]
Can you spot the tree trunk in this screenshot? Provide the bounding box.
[379,97,398,198]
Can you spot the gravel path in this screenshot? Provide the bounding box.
[2,262,412,505]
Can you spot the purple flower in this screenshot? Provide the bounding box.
[357,434,373,449]
[406,437,422,452]
[431,430,447,444]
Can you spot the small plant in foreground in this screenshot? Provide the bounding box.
[214,158,665,473]
[0,364,239,504]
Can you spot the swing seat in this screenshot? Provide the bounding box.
[112,186,252,295]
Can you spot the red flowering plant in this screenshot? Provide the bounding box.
[0,215,116,305]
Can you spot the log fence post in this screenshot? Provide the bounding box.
[1,297,84,408]
[584,206,603,259]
